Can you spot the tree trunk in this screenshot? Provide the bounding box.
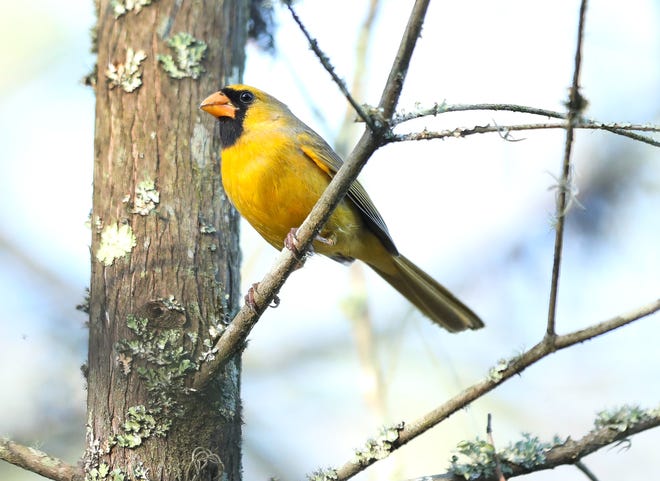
[88,1,246,480]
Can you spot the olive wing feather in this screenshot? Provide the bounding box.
[298,133,398,255]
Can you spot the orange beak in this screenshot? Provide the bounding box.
[200,91,237,119]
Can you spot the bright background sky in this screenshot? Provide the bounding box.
[1,1,659,481]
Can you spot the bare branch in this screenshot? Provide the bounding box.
[389,122,566,142]
[377,0,431,120]
[595,123,660,146]
[392,102,569,124]
[327,298,660,481]
[193,0,432,390]
[547,0,589,337]
[392,102,660,146]
[0,438,83,481]
[387,121,660,146]
[397,101,660,133]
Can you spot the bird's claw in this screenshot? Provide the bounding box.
[284,228,335,259]
[284,228,305,258]
[245,283,260,314]
[244,282,280,313]
[314,233,335,246]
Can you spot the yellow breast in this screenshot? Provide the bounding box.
[221,128,328,248]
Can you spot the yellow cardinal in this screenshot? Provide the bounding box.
[200,85,483,332]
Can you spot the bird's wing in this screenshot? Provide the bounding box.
[298,133,398,255]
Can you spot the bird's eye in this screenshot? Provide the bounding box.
[239,91,255,104]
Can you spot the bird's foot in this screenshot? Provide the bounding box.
[244,283,260,313]
[284,228,303,257]
[245,282,280,313]
[284,229,306,270]
[284,228,335,258]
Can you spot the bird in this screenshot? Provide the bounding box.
[200,84,483,332]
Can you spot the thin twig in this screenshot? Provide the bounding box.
[0,438,83,481]
[286,3,377,131]
[392,102,660,147]
[193,0,432,390]
[596,124,660,146]
[389,122,577,142]
[328,298,660,481]
[387,120,660,146]
[547,0,589,338]
[486,414,506,481]
[392,102,569,124]
[377,0,430,120]
[575,461,600,481]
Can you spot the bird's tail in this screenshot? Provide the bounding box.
[367,254,484,332]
